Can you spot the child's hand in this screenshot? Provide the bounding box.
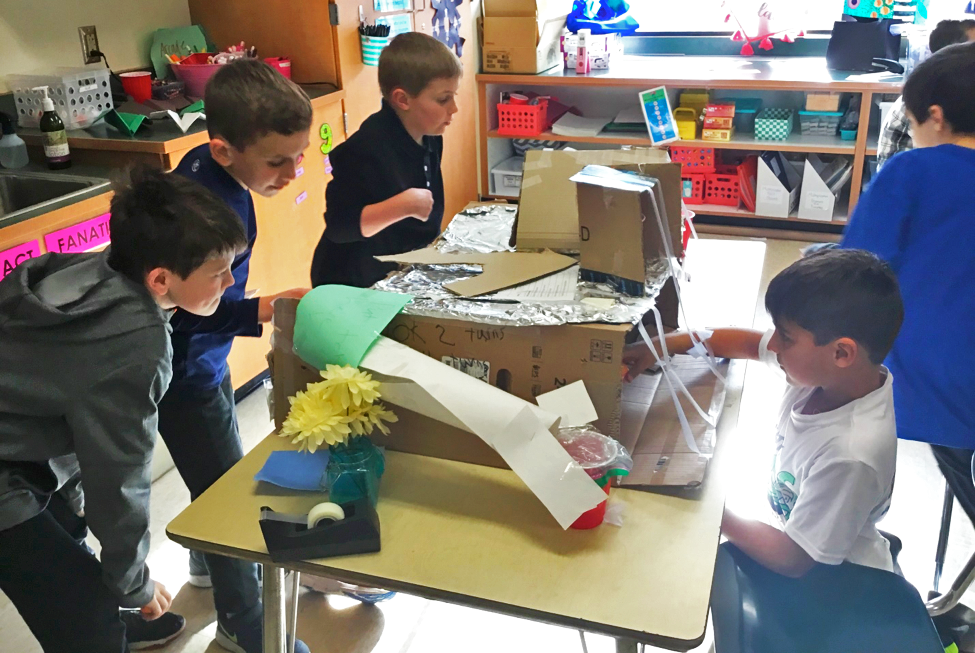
[622,341,659,382]
[258,288,311,323]
[398,188,435,221]
[139,581,172,621]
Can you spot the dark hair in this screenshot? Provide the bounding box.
[764,249,903,364]
[378,32,462,99]
[929,19,975,53]
[904,40,975,133]
[204,58,313,151]
[107,166,247,282]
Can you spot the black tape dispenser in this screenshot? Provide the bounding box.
[259,498,381,563]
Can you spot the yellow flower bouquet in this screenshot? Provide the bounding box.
[280,365,397,506]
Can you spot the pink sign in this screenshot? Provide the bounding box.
[0,240,41,281]
[44,213,111,255]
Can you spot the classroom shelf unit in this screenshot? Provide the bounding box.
[476,56,902,235]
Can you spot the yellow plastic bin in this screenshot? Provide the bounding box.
[674,108,698,140]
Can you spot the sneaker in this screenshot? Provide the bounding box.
[122,610,186,650]
[301,575,396,604]
[215,612,310,653]
[189,550,212,588]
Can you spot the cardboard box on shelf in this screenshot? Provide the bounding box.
[571,163,683,292]
[516,148,672,251]
[482,0,572,74]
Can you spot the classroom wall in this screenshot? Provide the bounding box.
[0,0,192,92]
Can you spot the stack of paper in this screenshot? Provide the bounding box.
[490,265,579,302]
[551,113,612,138]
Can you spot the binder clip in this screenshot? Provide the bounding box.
[259,498,381,563]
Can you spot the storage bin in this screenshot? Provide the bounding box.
[491,155,525,198]
[8,67,113,130]
[170,53,222,98]
[805,92,842,112]
[754,108,794,141]
[497,100,550,137]
[669,146,717,173]
[674,107,698,140]
[798,110,843,136]
[679,90,710,112]
[704,165,741,207]
[731,98,763,133]
[681,173,705,205]
[839,128,858,141]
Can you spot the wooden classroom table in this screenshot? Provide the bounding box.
[167,239,764,653]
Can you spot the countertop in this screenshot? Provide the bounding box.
[15,84,343,154]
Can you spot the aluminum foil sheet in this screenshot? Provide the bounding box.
[436,203,517,254]
[373,204,673,327]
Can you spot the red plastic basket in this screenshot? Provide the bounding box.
[670,146,717,173]
[681,173,705,205]
[497,100,549,137]
[705,165,741,207]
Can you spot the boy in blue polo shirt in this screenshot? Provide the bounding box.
[161,58,313,653]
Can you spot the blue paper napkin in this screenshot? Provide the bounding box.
[254,450,330,491]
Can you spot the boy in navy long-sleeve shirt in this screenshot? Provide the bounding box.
[310,33,462,288]
[160,59,313,653]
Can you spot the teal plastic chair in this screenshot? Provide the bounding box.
[711,542,945,653]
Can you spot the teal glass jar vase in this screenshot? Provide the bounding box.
[323,437,385,507]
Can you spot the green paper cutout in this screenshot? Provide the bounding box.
[151,26,210,79]
[181,100,205,116]
[105,110,146,137]
[294,285,412,369]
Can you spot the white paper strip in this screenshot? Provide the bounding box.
[361,337,607,529]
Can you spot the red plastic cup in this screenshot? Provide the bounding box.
[571,482,610,530]
[120,72,152,103]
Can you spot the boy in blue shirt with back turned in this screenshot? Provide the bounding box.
[843,41,975,592]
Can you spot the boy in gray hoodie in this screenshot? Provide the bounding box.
[0,166,247,653]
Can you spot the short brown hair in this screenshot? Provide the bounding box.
[108,166,247,282]
[378,33,462,99]
[204,58,313,151]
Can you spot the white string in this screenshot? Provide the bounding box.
[642,179,727,386]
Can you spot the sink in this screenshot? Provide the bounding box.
[0,170,110,224]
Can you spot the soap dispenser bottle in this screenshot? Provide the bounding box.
[0,112,29,169]
[35,86,71,170]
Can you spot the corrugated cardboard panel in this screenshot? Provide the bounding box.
[516,149,671,251]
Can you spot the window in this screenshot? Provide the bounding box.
[628,0,847,35]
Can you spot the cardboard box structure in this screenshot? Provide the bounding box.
[516,148,674,251]
[572,163,683,292]
[271,294,724,488]
[481,0,571,74]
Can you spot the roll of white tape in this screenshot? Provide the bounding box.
[307,502,345,529]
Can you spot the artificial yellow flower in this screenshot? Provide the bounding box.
[279,365,395,452]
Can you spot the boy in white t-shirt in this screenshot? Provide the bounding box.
[623,249,904,577]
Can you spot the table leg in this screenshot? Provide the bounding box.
[289,571,301,653]
[262,564,286,653]
[615,637,639,653]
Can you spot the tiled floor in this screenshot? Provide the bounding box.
[3,235,973,653]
